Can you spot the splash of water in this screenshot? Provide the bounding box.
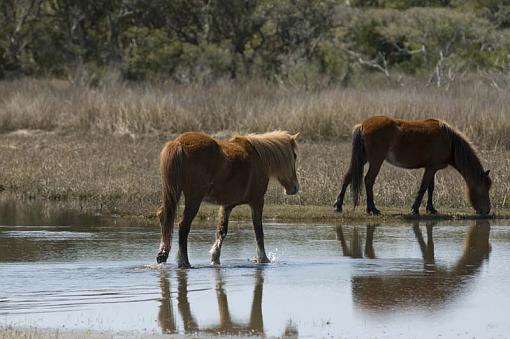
[268,248,280,263]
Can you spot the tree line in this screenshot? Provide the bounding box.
[1,0,509,85]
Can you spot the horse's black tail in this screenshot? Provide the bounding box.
[157,141,184,253]
[350,124,366,208]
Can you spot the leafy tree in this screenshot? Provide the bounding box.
[0,0,44,75]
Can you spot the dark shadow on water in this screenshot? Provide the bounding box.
[0,196,101,227]
[0,196,156,262]
[337,220,491,311]
[0,195,142,227]
[158,269,177,334]
[158,267,298,337]
[337,224,377,259]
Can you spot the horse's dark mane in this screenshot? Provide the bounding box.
[441,122,485,183]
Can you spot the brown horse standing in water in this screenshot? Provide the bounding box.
[334,116,491,215]
[156,131,299,267]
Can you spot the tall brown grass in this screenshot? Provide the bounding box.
[0,134,508,217]
[0,77,509,150]
[1,77,509,217]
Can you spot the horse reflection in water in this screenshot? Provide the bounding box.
[158,268,297,336]
[337,220,491,310]
[336,224,377,259]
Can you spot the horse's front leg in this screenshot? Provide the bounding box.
[364,224,376,259]
[249,201,270,264]
[411,168,437,215]
[210,205,233,265]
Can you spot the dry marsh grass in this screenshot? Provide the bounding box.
[0,133,508,219]
[0,78,509,220]
[0,78,509,149]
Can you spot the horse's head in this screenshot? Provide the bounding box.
[462,220,491,267]
[277,133,300,195]
[467,170,492,215]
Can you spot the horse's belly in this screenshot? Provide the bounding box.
[204,190,246,206]
[202,195,220,204]
[385,150,422,169]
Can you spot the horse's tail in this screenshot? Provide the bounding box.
[350,124,366,207]
[158,141,184,248]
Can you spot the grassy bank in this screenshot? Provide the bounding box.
[1,79,510,222]
[0,132,509,222]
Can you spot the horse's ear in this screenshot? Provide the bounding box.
[485,170,490,176]
[291,132,300,140]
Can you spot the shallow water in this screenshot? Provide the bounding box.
[1,204,510,337]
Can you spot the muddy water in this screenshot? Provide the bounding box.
[1,204,510,337]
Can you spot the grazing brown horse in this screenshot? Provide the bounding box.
[156,131,299,267]
[334,116,492,215]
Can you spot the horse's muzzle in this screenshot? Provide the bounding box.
[286,183,300,195]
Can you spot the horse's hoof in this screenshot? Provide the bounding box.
[427,207,438,215]
[411,208,420,216]
[156,251,169,264]
[251,256,270,264]
[367,208,381,215]
[178,262,192,269]
[333,201,342,213]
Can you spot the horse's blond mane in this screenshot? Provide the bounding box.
[242,130,297,177]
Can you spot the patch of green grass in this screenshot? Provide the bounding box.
[192,204,508,224]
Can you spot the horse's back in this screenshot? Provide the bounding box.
[167,132,255,203]
[360,116,450,168]
[361,116,443,133]
[164,132,225,187]
[395,118,443,131]
[359,116,400,159]
[174,132,220,157]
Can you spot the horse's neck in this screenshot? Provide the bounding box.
[450,133,484,186]
[451,156,483,187]
[253,143,285,176]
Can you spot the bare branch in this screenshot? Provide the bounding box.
[344,49,390,78]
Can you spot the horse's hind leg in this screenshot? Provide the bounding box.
[250,201,270,264]
[157,206,171,264]
[411,168,437,215]
[210,205,233,265]
[365,160,383,215]
[426,173,438,214]
[177,195,202,268]
[176,270,198,332]
[334,170,352,212]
